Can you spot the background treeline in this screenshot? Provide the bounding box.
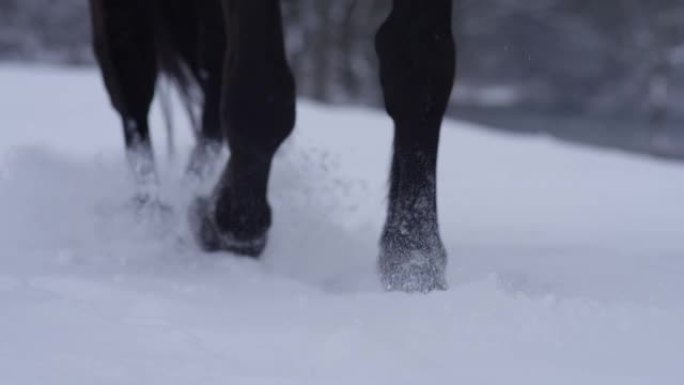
[1,0,683,118]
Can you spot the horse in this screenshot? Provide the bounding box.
[89,0,456,293]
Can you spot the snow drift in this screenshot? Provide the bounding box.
[0,65,683,384]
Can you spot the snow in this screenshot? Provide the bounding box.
[1,64,684,384]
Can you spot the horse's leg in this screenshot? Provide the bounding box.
[191,0,295,256]
[187,0,226,179]
[90,0,159,200]
[375,0,456,292]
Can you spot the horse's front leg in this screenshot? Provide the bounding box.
[90,0,160,204]
[191,0,295,256]
[376,0,456,292]
[187,0,226,181]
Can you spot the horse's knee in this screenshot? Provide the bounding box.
[375,0,456,126]
[221,0,295,159]
[222,68,296,159]
[90,0,157,145]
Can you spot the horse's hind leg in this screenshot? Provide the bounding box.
[90,0,159,200]
[375,0,456,292]
[191,0,295,256]
[186,0,226,179]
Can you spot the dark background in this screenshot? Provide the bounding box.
[2,0,683,158]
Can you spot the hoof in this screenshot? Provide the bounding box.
[186,141,222,182]
[188,197,267,257]
[379,240,448,293]
[129,193,174,222]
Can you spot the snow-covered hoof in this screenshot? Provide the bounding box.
[186,141,222,182]
[128,193,174,222]
[379,235,448,293]
[125,145,173,219]
[188,197,267,257]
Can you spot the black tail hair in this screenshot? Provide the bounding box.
[150,0,203,140]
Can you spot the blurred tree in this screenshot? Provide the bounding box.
[0,0,682,115]
[0,0,90,63]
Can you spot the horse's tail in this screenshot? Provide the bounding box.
[150,0,202,152]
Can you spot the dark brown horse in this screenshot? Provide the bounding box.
[89,0,456,293]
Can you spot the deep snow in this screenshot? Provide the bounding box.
[1,64,683,384]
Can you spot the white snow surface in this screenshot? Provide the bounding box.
[1,64,683,384]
